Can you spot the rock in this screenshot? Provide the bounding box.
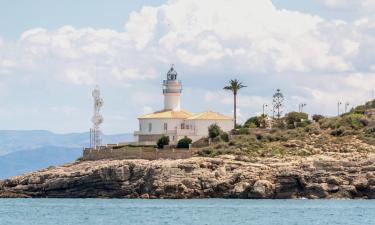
[232,182,250,197]
[305,183,328,199]
[248,180,274,198]
[1,155,375,199]
[327,176,342,185]
[353,177,368,191]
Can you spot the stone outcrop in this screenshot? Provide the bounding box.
[1,154,375,199]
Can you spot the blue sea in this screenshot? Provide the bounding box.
[0,199,373,225]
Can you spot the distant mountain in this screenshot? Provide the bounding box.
[0,146,82,179]
[0,130,133,179]
[0,130,134,156]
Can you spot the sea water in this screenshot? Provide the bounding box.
[0,199,373,225]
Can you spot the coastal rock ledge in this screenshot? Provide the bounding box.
[1,155,375,199]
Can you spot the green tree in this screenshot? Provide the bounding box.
[272,89,284,119]
[223,79,246,128]
[312,114,325,122]
[157,135,169,149]
[285,112,309,128]
[244,114,267,128]
[177,136,193,148]
[208,124,222,139]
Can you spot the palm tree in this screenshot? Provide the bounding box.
[223,79,246,128]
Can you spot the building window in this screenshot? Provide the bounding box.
[148,123,152,132]
[181,123,185,129]
[139,124,142,131]
[164,123,168,131]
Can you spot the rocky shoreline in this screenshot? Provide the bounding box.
[1,154,375,199]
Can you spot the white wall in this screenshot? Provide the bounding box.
[188,119,234,136]
[164,94,181,111]
[137,118,233,144]
[138,118,184,135]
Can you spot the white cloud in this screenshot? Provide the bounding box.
[1,0,375,132]
[1,0,375,82]
[317,0,375,11]
[125,6,158,49]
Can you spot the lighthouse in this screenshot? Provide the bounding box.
[135,64,233,145]
[163,65,182,111]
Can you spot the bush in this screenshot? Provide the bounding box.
[285,112,309,128]
[296,120,311,128]
[351,105,366,114]
[177,136,192,148]
[365,126,375,134]
[239,127,250,135]
[342,114,366,129]
[320,114,366,130]
[304,124,321,135]
[312,114,325,122]
[157,135,169,149]
[196,148,215,157]
[244,115,267,128]
[273,119,286,129]
[230,129,240,135]
[220,132,230,142]
[359,118,370,126]
[208,124,222,138]
[330,127,346,136]
[235,124,243,129]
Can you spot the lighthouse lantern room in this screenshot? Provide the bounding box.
[163,65,182,111]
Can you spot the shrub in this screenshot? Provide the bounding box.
[208,124,222,138]
[365,126,375,134]
[351,105,366,114]
[230,129,240,135]
[157,135,169,149]
[192,138,209,148]
[285,112,309,128]
[239,127,250,135]
[359,118,370,126]
[220,132,230,142]
[330,127,346,136]
[273,119,286,129]
[196,148,215,157]
[244,114,267,128]
[177,136,192,148]
[304,124,321,135]
[296,120,311,128]
[342,114,366,129]
[320,114,366,130]
[235,124,243,129]
[312,114,325,122]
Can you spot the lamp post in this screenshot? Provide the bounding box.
[262,104,268,116]
[337,101,342,116]
[345,102,350,113]
[299,103,306,113]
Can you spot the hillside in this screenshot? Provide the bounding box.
[195,100,375,159]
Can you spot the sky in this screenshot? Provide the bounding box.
[0,0,374,134]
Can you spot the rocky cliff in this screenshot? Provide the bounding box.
[1,154,375,199]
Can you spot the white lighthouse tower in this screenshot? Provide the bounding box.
[163,65,182,111]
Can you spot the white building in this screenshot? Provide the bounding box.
[134,66,233,145]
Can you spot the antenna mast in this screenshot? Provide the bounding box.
[90,86,104,149]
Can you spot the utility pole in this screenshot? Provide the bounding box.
[262,104,268,116]
[299,103,306,113]
[337,101,342,116]
[345,102,350,113]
